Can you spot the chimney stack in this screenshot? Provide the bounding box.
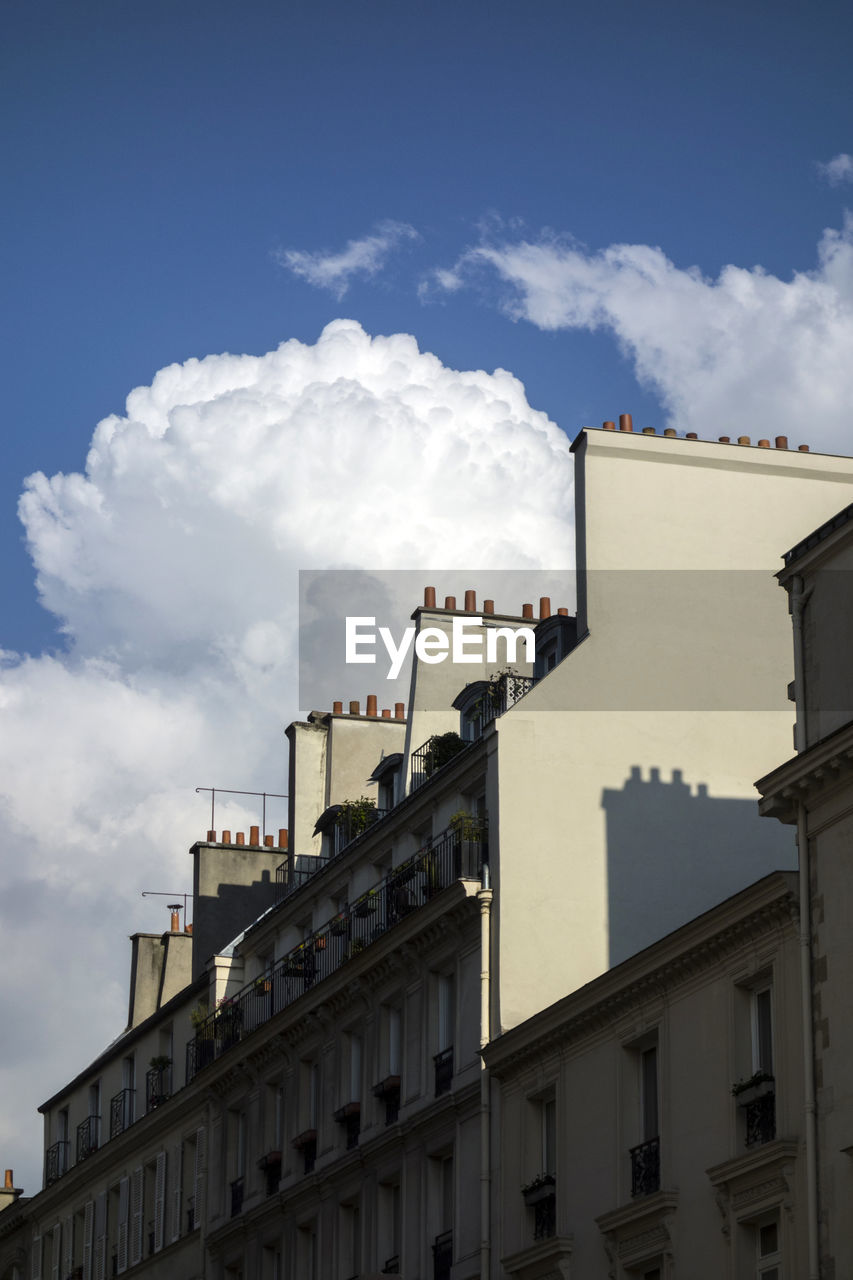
[168,904,182,933]
[619,413,633,432]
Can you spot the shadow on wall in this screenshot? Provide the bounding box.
[193,869,277,979]
[602,766,794,967]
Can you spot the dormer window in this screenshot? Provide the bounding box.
[532,613,577,681]
[369,753,403,812]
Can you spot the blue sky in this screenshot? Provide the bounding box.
[5,0,853,654]
[3,0,853,1192]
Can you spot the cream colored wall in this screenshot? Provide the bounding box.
[287,719,327,855]
[493,432,853,1033]
[326,714,406,806]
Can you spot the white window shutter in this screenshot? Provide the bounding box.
[117,1175,129,1273]
[193,1127,206,1230]
[82,1201,94,1280]
[30,1230,41,1280]
[62,1217,73,1277]
[50,1224,61,1280]
[130,1167,143,1265]
[94,1192,107,1280]
[154,1150,166,1252]
[171,1143,182,1242]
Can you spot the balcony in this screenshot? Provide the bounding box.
[76,1114,99,1162]
[432,1230,452,1280]
[411,733,468,791]
[630,1136,660,1197]
[188,825,485,1081]
[373,1074,401,1125]
[522,1173,556,1240]
[292,1129,317,1174]
[744,1090,776,1146]
[145,1064,172,1112]
[334,1101,361,1149]
[44,1139,70,1186]
[109,1088,135,1138]
[479,672,536,732]
[434,1047,453,1096]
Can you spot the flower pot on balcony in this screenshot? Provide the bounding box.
[314,936,327,951]
[521,1174,556,1206]
[330,918,349,936]
[732,1072,775,1103]
[354,898,378,918]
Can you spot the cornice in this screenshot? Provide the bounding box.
[757,721,853,822]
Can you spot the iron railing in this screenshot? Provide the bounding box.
[145,1065,172,1113]
[479,673,536,732]
[334,1103,361,1149]
[745,1090,776,1146]
[333,806,390,855]
[188,827,485,1082]
[275,851,330,904]
[45,1140,69,1186]
[434,1047,454,1096]
[411,737,469,790]
[76,1115,99,1163]
[630,1136,660,1197]
[433,1230,453,1280]
[109,1088,135,1138]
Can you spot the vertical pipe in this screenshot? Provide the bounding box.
[478,864,493,1280]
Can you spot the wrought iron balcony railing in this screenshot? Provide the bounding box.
[275,809,392,904]
[109,1088,135,1138]
[630,1136,660,1197]
[434,1047,453,1097]
[479,673,536,732]
[745,1090,776,1146]
[146,1065,172,1112]
[432,1230,453,1280]
[76,1115,99,1163]
[45,1140,70,1186]
[188,826,485,1081]
[411,735,469,791]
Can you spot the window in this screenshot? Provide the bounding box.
[340,1199,361,1279]
[738,982,776,1147]
[756,1217,781,1279]
[543,1096,556,1176]
[752,987,774,1076]
[434,975,454,1095]
[629,1041,660,1197]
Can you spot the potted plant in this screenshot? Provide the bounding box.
[190,1002,209,1030]
[253,976,272,995]
[336,796,378,843]
[330,911,350,936]
[149,1054,172,1072]
[423,731,465,778]
[521,1172,556,1205]
[731,1070,775,1101]
[353,889,380,917]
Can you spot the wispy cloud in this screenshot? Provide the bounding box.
[276,221,419,298]
[817,153,853,185]
[431,216,853,451]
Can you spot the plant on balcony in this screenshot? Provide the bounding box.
[423,731,465,777]
[330,911,350,935]
[190,1001,209,1029]
[353,888,381,917]
[731,1070,775,1098]
[336,796,378,837]
[253,976,272,994]
[148,1054,172,1071]
[448,811,486,840]
[521,1172,556,1203]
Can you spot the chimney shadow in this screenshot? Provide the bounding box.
[602,766,794,967]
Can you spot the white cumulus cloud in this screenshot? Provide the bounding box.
[0,319,572,1191]
[432,218,853,452]
[276,221,419,297]
[817,152,853,185]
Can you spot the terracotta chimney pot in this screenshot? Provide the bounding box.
[333,700,343,715]
[483,599,495,614]
[738,436,750,445]
[4,1171,12,1190]
[539,597,551,619]
[664,428,676,437]
[381,708,391,718]
[366,694,378,717]
[758,439,770,448]
[444,596,456,610]
[264,834,274,847]
[464,589,476,611]
[642,427,655,435]
[557,607,569,616]
[619,413,633,432]
[207,829,216,842]
[424,586,436,607]
[222,830,231,844]
[349,700,360,715]
[521,603,534,619]
[236,832,245,846]
[798,444,810,452]
[250,825,260,845]
[686,432,698,440]
[775,435,788,449]
[278,829,288,849]
[602,420,616,430]
[394,702,405,719]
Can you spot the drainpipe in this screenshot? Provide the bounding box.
[478,862,493,1280]
[790,573,819,1278]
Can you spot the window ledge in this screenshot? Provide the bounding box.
[596,1190,678,1272]
[707,1138,798,1223]
[501,1233,574,1280]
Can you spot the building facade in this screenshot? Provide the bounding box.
[3,423,853,1280]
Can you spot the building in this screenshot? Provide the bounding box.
[3,421,853,1280]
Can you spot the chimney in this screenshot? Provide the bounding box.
[521,603,534,619]
[264,834,274,847]
[249,825,260,845]
[4,1170,13,1190]
[168,903,182,933]
[206,829,216,842]
[557,607,569,616]
[539,597,551,619]
[381,708,391,718]
[366,694,378,717]
[236,832,245,846]
[719,436,731,443]
[349,700,360,715]
[394,702,405,719]
[464,589,476,611]
[184,922,193,935]
[483,599,495,615]
[642,427,655,435]
[222,830,231,844]
[444,596,456,610]
[602,420,616,430]
[738,436,750,445]
[686,432,698,440]
[758,439,770,448]
[424,586,436,607]
[333,700,343,715]
[278,829,289,850]
[619,413,633,432]
[799,444,810,452]
[775,436,788,449]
